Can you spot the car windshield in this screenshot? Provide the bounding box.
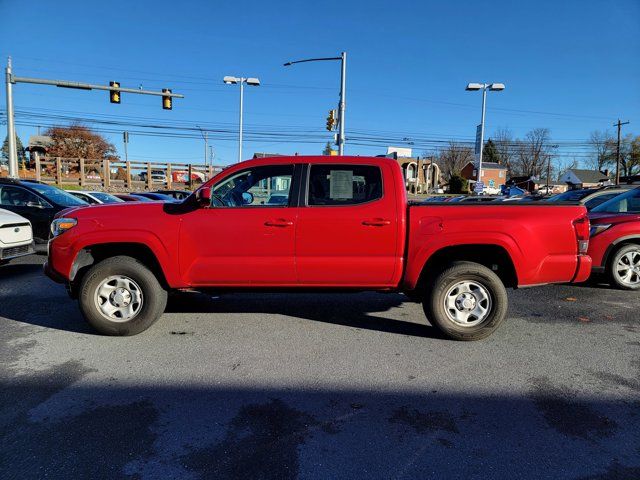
[30,183,88,207]
[546,189,593,202]
[591,188,640,214]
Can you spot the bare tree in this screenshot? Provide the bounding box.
[511,128,553,177]
[618,134,640,177]
[493,127,515,174]
[587,130,615,172]
[435,141,473,180]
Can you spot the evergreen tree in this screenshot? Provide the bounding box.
[1,134,27,166]
[482,139,500,164]
[322,141,334,156]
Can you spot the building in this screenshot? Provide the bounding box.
[383,148,441,194]
[507,175,567,194]
[460,162,507,194]
[558,169,610,189]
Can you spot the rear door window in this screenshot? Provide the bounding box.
[307,165,382,206]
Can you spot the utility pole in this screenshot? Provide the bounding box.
[614,119,630,185]
[5,57,18,178]
[196,126,208,166]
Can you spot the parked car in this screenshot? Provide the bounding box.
[134,192,176,202]
[113,194,153,202]
[0,208,34,264]
[139,170,167,183]
[587,187,640,290]
[153,189,192,201]
[0,178,87,250]
[546,186,632,210]
[46,156,591,340]
[68,190,125,205]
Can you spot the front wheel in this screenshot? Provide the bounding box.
[423,261,508,341]
[78,256,168,335]
[608,244,640,290]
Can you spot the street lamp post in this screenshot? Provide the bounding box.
[223,76,260,163]
[465,82,505,193]
[284,52,347,155]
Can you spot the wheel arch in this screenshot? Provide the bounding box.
[69,242,170,297]
[412,244,518,296]
[602,235,640,268]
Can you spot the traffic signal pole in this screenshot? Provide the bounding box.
[338,52,346,156]
[4,57,184,179]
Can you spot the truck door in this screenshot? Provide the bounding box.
[295,163,399,286]
[179,164,299,286]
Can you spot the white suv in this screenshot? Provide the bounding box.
[0,208,34,264]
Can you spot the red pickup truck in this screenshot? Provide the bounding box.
[45,156,592,340]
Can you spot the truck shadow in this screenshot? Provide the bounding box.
[166,291,441,339]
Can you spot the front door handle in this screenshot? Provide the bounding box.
[265,219,294,227]
[362,218,391,226]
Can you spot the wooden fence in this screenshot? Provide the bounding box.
[14,156,225,191]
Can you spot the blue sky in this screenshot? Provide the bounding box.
[1,0,638,166]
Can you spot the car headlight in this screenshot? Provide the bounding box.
[51,218,77,238]
[589,224,611,237]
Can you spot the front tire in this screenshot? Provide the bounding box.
[607,244,640,290]
[423,261,508,341]
[78,256,168,335]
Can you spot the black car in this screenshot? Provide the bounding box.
[153,189,192,200]
[0,179,88,250]
[134,192,177,202]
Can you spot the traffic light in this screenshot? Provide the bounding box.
[109,81,121,104]
[326,109,336,131]
[162,89,172,110]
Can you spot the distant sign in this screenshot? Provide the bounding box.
[474,124,482,155]
[474,181,485,193]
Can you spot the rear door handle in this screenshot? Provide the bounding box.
[362,218,391,226]
[265,219,294,227]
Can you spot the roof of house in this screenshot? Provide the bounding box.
[564,169,610,184]
[465,161,507,170]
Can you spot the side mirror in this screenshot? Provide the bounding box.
[241,192,254,205]
[195,187,212,207]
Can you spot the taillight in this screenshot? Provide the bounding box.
[573,215,590,254]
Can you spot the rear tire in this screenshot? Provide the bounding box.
[607,244,640,290]
[423,261,508,341]
[78,256,167,335]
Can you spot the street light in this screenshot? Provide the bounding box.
[223,76,260,163]
[465,82,505,193]
[283,52,347,155]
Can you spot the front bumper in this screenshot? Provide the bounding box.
[0,241,35,261]
[43,260,66,284]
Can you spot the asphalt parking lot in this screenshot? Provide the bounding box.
[1,255,639,480]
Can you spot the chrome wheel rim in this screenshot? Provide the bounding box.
[94,275,143,322]
[444,280,492,327]
[615,249,640,287]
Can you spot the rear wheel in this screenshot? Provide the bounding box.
[423,261,508,341]
[78,256,167,335]
[608,244,640,290]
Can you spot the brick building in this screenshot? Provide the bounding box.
[460,162,507,194]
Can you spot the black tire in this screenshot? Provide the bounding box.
[78,256,168,336]
[607,244,640,291]
[423,261,508,341]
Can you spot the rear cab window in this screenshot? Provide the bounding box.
[307,164,383,206]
